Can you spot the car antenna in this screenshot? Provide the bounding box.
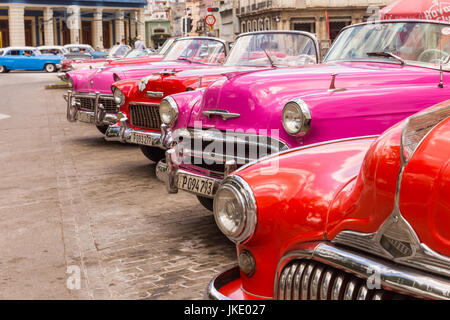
[438,0,445,88]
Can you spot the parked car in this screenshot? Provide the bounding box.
[108,31,319,162]
[69,47,153,72]
[156,19,450,211]
[207,102,450,300]
[37,45,68,56]
[57,44,131,78]
[64,44,107,59]
[57,44,108,74]
[65,37,229,134]
[0,47,62,73]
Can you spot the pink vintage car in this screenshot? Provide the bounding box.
[107,31,319,162]
[64,37,229,134]
[156,20,450,211]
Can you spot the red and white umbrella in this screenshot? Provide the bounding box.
[380,0,450,21]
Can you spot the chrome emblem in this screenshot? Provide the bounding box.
[138,77,150,92]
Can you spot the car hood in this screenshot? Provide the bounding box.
[189,61,443,130]
[108,55,163,66]
[74,61,215,94]
[130,65,265,101]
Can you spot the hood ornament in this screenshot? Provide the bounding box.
[328,73,346,92]
[139,76,152,92]
[202,109,240,120]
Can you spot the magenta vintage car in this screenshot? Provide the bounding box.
[156,20,450,211]
[207,102,450,300]
[107,31,319,162]
[64,37,229,134]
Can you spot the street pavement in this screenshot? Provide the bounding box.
[0,71,236,299]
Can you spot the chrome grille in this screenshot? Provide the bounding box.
[75,96,118,113]
[78,97,95,111]
[277,260,414,300]
[178,128,289,178]
[130,104,161,130]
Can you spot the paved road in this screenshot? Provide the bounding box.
[0,71,235,299]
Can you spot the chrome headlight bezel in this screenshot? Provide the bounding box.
[113,87,125,106]
[282,98,311,136]
[67,76,74,89]
[159,96,179,126]
[213,175,257,244]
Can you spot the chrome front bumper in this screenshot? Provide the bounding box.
[207,267,240,300]
[155,142,236,197]
[65,90,118,127]
[104,114,164,146]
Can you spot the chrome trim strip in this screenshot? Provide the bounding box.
[274,242,450,300]
[202,109,241,120]
[129,101,159,106]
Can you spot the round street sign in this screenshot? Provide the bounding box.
[205,14,216,27]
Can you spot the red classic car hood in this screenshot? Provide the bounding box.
[129,65,266,101]
[74,61,209,94]
[190,61,445,130]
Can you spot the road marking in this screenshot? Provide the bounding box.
[0,114,10,120]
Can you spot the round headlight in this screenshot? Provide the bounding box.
[113,87,125,105]
[213,176,257,244]
[282,99,311,136]
[159,96,179,125]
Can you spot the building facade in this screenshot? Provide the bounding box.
[145,0,171,49]
[234,0,394,49]
[0,0,147,49]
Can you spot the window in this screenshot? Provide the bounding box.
[291,18,316,33]
[7,50,20,56]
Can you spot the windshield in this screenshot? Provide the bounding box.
[124,49,148,58]
[225,32,317,67]
[325,21,450,68]
[108,45,130,58]
[162,39,226,64]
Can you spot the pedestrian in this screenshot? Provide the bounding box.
[134,36,145,50]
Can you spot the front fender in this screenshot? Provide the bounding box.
[234,136,376,298]
[170,89,205,130]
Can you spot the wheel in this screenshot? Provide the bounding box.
[196,196,214,212]
[139,145,166,163]
[96,125,109,135]
[0,65,7,73]
[44,63,56,73]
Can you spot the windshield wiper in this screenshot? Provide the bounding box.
[366,51,405,65]
[262,48,277,68]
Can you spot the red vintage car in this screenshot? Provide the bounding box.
[107,31,319,162]
[208,101,450,300]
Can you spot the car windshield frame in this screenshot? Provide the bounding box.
[223,30,320,68]
[324,19,450,70]
[161,37,228,65]
[158,38,176,55]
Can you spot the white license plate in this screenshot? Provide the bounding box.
[130,132,155,146]
[178,173,216,197]
[77,112,94,123]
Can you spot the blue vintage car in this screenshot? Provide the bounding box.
[0,47,63,73]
